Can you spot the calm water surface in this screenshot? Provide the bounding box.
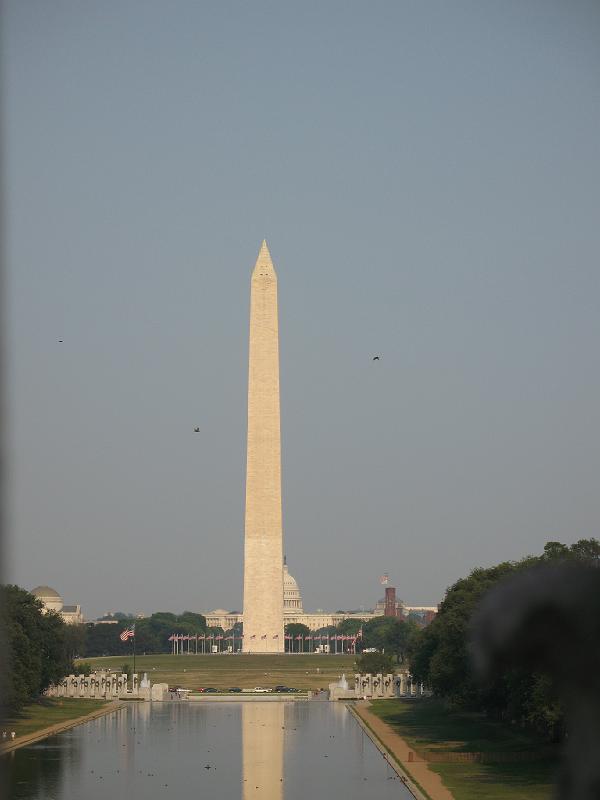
[6,701,412,800]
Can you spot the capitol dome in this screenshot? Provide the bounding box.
[283,561,304,614]
[32,586,64,613]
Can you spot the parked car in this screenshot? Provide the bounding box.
[198,687,219,693]
[273,685,289,692]
[228,687,242,693]
[253,686,271,693]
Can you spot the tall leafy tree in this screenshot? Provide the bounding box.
[409,538,599,740]
[0,585,73,713]
[285,622,310,651]
[336,618,363,636]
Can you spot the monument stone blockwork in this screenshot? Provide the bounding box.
[242,242,285,653]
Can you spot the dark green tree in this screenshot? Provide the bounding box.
[408,538,597,740]
[63,623,86,661]
[0,585,73,713]
[336,618,363,636]
[285,622,310,652]
[355,652,394,674]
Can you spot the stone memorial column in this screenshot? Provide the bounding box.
[363,672,373,697]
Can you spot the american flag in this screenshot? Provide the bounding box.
[120,626,135,642]
[380,573,389,585]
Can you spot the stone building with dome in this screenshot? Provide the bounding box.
[203,561,437,632]
[204,561,378,631]
[283,558,303,614]
[31,586,83,625]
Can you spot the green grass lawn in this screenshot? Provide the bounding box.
[2,698,109,740]
[370,699,559,800]
[79,653,356,691]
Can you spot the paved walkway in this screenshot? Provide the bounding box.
[0,701,125,754]
[352,702,455,800]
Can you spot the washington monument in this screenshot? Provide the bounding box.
[242,241,285,653]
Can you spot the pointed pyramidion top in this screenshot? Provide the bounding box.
[252,239,276,278]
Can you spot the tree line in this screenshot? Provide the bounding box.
[74,611,209,657]
[409,538,599,742]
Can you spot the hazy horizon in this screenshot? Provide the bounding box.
[3,1,599,620]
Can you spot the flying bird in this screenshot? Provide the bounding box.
[58,339,63,343]
[372,355,380,361]
[193,427,200,433]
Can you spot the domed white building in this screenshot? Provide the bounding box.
[204,560,378,631]
[283,559,303,614]
[32,586,83,625]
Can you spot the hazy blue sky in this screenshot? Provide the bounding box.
[3,1,599,620]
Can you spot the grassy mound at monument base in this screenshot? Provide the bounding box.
[2,698,109,741]
[370,699,558,800]
[81,653,356,691]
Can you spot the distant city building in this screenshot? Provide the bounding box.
[31,586,83,625]
[283,559,303,614]
[384,587,400,617]
[92,611,146,625]
[203,563,436,632]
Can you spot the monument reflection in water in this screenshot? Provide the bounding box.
[243,703,284,800]
[6,702,412,800]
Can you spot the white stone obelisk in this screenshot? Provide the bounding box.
[242,241,284,653]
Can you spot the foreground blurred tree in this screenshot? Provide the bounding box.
[409,538,599,740]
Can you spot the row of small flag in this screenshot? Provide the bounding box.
[168,633,360,641]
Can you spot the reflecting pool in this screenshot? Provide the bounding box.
[6,702,413,799]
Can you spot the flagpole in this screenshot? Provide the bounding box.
[133,625,136,677]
